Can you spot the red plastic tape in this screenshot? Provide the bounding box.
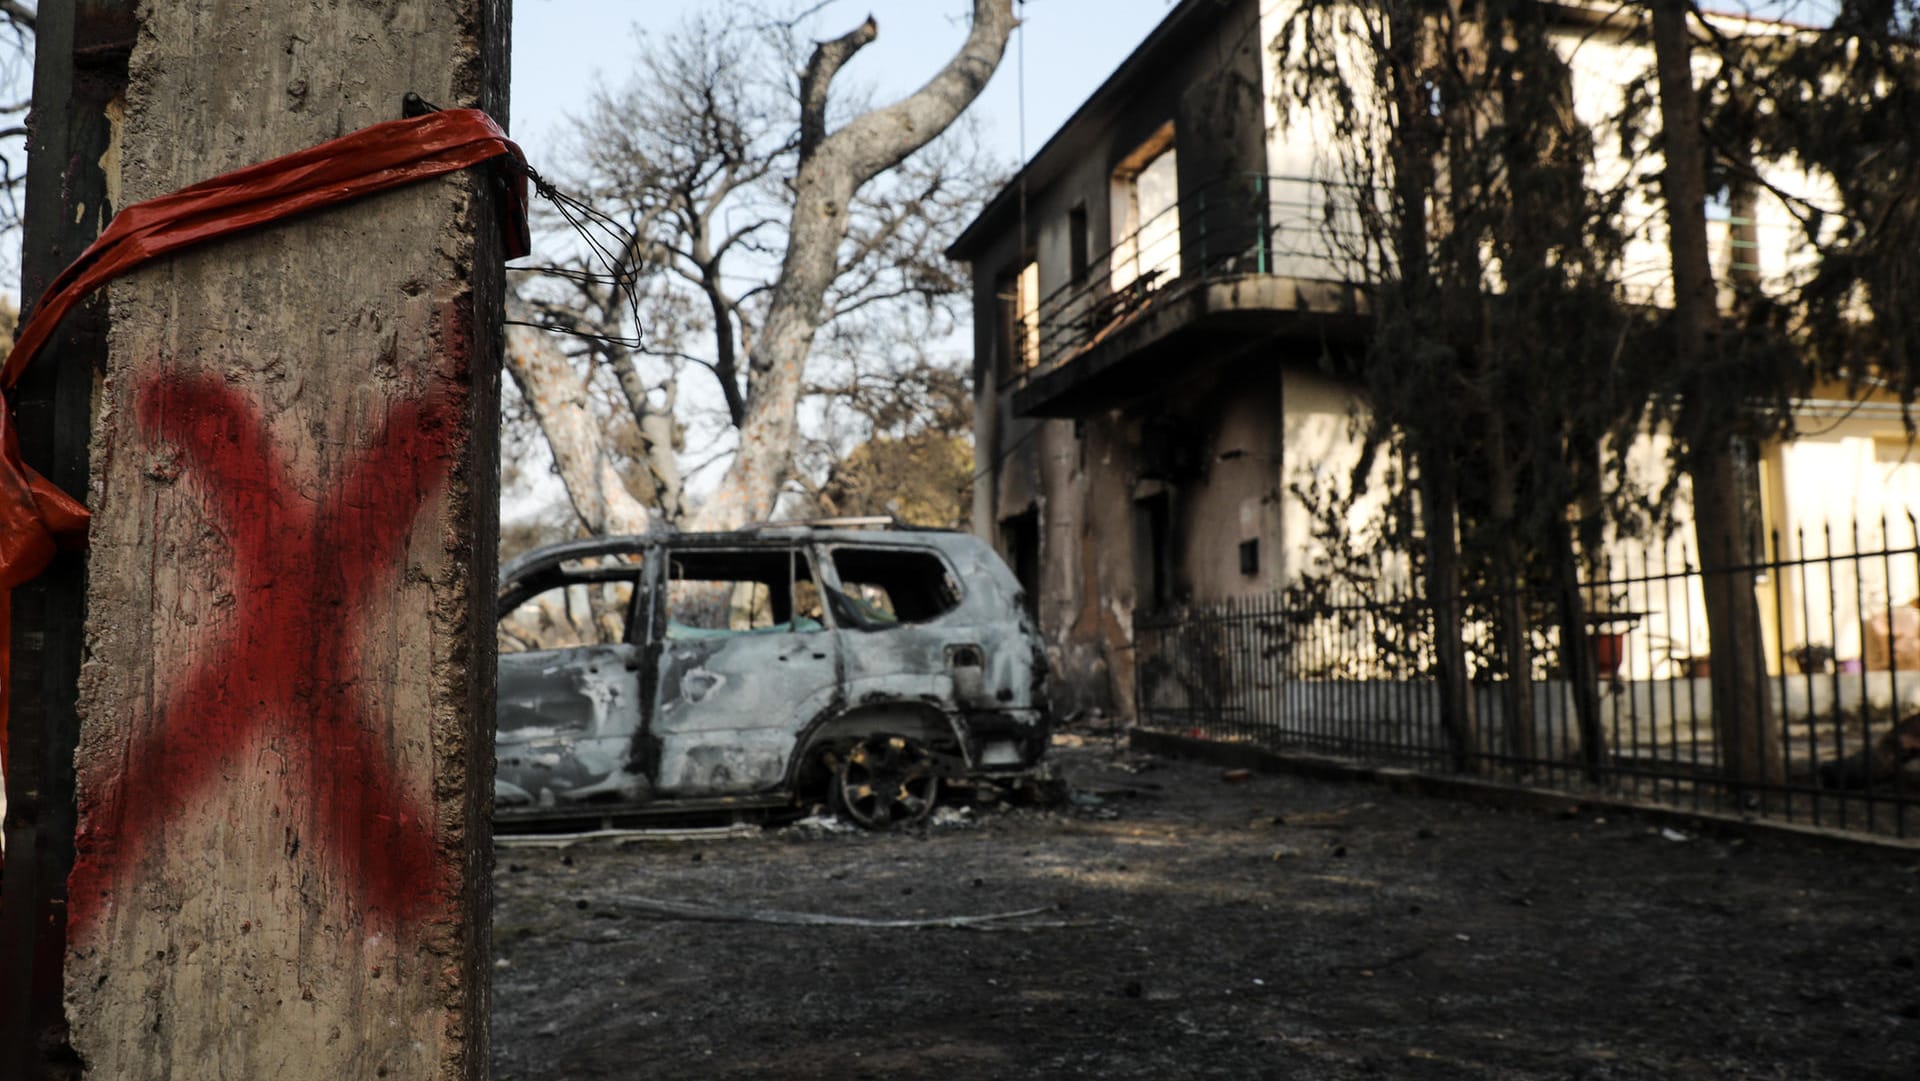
[0,106,526,589]
[0,107,529,838]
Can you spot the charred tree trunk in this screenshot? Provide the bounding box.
[691,1,1016,528]
[1549,512,1607,780]
[1688,456,1780,785]
[1485,417,1537,764]
[1422,457,1480,771]
[1381,3,1477,772]
[1650,0,1780,789]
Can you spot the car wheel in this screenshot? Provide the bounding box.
[833,734,938,829]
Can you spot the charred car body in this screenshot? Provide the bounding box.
[494,523,1051,828]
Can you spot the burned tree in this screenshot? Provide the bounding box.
[510,1,1015,533]
[1637,0,1920,788]
[1646,0,1784,787]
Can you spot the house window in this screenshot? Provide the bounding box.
[1111,122,1180,295]
[995,259,1040,379]
[1068,204,1090,284]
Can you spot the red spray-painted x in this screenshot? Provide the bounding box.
[0,107,526,881]
[66,373,460,942]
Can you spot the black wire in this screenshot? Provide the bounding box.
[510,265,636,287]
[500,155,650,353]
[503,319,644,351]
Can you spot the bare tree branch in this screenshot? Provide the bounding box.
[817,0,1017,183]
[510,4,1009,534]
[0,2,33,32]
[799,15,878,160]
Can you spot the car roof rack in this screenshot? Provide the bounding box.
[748,515,899,531]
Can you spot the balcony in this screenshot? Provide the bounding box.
[1003,175,1802,419]
[1007,174,1371,418]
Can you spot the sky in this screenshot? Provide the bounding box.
[508,0,1183,181]
[505,1,1839,169]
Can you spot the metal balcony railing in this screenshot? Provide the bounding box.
[999,173,1805,392]
[1003,173,1372,388]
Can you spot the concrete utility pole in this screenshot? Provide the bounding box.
[53,3,509,1079]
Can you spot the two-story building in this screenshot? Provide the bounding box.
[949,0,1917,715]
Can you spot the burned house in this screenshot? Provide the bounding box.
[949,0,1373,714]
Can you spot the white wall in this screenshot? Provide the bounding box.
[1773,411,1920,665]
[1279,368,1404,588]
[1257,0,1384,281]
[1252,1,1834,308]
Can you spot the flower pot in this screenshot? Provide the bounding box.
[1591,632,1626,678]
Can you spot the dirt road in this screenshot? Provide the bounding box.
[491,734,1920,1080]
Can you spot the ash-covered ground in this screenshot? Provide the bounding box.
[491,732,1920,1080]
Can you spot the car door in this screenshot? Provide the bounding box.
[817,542,971,709]
[646,543,842,796]
[495,549,651,810]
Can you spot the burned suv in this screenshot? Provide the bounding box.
[494,522,1051,829]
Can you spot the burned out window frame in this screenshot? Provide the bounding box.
[817,543,966,631]
[1109,120,1180,296]
[992,256,1041,387]
[497,561,649,654]
[652,543,834,639]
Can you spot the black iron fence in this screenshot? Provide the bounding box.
[1135,515,1920,837]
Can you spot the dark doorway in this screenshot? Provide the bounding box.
[1000,509,1040,617]
[1134,492,1173,612]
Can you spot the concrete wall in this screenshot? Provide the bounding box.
[976,346,1363,716]
[1278,367,1397,586]
[1164,360,1288,600]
